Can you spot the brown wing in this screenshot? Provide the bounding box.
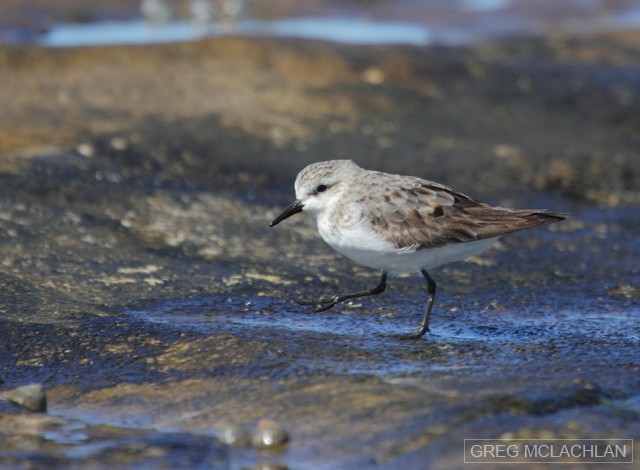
[360,176,566,249]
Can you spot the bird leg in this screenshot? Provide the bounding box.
[396,269,436,340]
[299,271,388,313]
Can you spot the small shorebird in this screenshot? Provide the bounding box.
[270,160,567,339]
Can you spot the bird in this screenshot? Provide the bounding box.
[269,160,567,340]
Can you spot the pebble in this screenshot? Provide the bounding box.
[0,384,47,412]
[217,423,251,447]
[251,419,289,450]
[76,142,95,157]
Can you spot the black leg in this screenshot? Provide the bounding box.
[300,271,387,312]
[397,269,436,340]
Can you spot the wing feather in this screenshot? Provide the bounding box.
[358,175,566,249]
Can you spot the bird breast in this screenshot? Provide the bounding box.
[316,200,395,257]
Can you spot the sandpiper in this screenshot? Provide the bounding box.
[270,160,567,339]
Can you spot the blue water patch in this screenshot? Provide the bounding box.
[460,0,510,12]
[40,17,431,48]
[246,17,430,46]
[41,19,197,47]
[126,294,640,342]
[126,295,399,337]
[608,8,640,29]
[125,293,640,380]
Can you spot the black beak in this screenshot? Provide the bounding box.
[270,199,304,227]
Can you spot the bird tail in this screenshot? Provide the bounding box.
[498,209,568,236]
[526,211,569,225]
[463,208,568,240]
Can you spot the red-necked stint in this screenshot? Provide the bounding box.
[270,160,567,340]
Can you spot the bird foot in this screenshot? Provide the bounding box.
[298,295,340,312]
[389,328,431,341]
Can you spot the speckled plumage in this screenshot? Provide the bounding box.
[286,160,566,271]
[270,159,567,339]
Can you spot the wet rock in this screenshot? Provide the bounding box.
[1,34,640,204]
[217,423,251,447]
[0,384,47,412]
[0,422,230,469]
[0,412,63,437]
[0,10,638,470]
[252,419,290,451]
[252,464,290,470]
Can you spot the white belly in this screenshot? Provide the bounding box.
[336,237,496,273]
[316,211,497,273]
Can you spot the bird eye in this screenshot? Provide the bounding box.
[316,185,328,193]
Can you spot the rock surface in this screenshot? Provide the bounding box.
[0,28,639,470]
[0,384,47,412]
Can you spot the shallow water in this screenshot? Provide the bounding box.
[126,288,640,379]
[40,18,431,48]
[6,0,640,47]
[127,294,640,342]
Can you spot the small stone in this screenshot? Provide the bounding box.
[217,423,251,447]
[110,136,129,151]
[0,384,47,412]
[362,67,385,85]
[251,419,289,450]
[76,142,95,157]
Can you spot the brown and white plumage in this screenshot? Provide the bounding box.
[360,174,565,250]
[270,160,567,339]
